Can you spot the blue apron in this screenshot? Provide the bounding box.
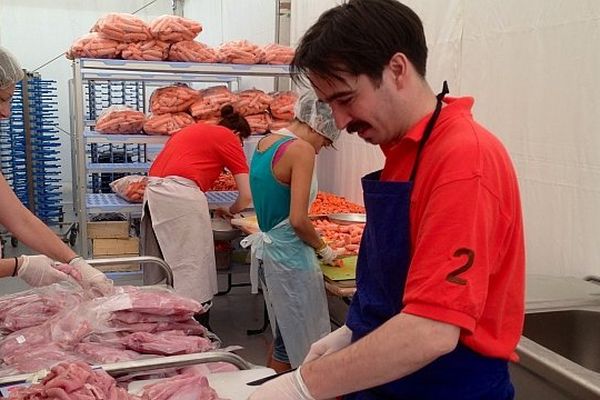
[345,82,514,400]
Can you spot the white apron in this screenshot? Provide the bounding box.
[140,176,217,303]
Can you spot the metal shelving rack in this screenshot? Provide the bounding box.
[71,58,291,256]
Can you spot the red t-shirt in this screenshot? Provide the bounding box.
[380,97,525,362]
[149,123,249,191]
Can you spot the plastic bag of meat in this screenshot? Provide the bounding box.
[66,32,123,60]
[121,39,170,61]
[233,89,273,116]
[218,40,265,64]
[209,171,237,191]
[190,86,238,119]
[144,112,195,136]
[245,112,271,134]
[150,15,203,42]
[91,12,152,42]
[269,90,298,120]
[261,43,295,64]
[168,40,221,63]
[95,105,145,134]
[110,175,148,203]
[150,84,200,115]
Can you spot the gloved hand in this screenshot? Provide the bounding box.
[316,244,339,266]
[17,255,73,287]
[69,257,113,294]
[248,367,314,400]
[304,325,353,363]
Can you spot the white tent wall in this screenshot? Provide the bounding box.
[292,1,600,278]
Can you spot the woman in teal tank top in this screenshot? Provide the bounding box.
[243,91,342,372]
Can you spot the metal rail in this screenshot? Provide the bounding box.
[87,256,174,287]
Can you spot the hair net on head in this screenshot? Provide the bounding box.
[294,90,341,143]
[0,46,24,89]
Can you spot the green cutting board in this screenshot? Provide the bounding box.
[321,256,357,281]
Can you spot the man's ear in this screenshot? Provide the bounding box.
[388,52,409,88]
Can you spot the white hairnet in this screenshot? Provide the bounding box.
[294,90,341,143]
[0,46,24,89]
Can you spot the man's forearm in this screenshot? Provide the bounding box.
[302,313,460,399]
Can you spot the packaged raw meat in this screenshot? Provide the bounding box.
[144,112,196,136]
[269,90,298,120]
[168,40,221,63]
[208,171,237,191]
[233,89,273,116]
[91,12,152,42]
[140,373,221,400]
[110,175,148,203]
[218,40,265,64]
[150,15,203,42]
[190,86,238,119]
[261,43,295,64]
[66,32,123,60]
[121,39,170,61]
[150,84,200,115]
[95,105,145,134]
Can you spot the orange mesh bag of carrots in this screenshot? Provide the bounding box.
[168,41,221,63]
[195,117,220,125]
[190,86,238,119]
[91,13,152,43]
[261,43,295,64]
[121,39,170,61]
[268,118,291,132]
[209,171,237,191]
[309,191,366,215]
[95,106,145,134]
[218,40,265,64]
[110,175,148,203]
[269,91,298,120]
[245,113,271,134]
[66,33,123,60]
[143,112,195,136]
[149,84,200,115]
[149,15,202,42]
[233,89,273,116]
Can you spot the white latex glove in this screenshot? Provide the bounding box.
[248,367,314,400]
[316,244,339,266]
[69,257,113,293]
[304,325,353,363]
[17,255,73,287]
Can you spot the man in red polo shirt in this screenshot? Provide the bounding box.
[249,0,525,399]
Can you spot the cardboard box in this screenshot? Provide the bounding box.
[92,237,139,256]
[87,221,129,239]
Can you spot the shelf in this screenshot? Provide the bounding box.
[78,58,291,78]
[86,191,240,215]
[87,162,152,173]
[84,130,169,145]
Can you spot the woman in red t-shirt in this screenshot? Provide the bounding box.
[141,106,252,327]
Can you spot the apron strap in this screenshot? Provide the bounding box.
[409,81,450,182]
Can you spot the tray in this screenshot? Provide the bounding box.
[321,256,357,281]
[328,213,366,224]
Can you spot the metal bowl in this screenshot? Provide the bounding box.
[212,218,242,241]
[328,213,366,224]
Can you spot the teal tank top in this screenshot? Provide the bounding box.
[250,136,295,232]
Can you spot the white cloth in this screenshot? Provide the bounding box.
[140,176,217,303]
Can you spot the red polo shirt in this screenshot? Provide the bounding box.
[149,122,248,191]
[381,97,525,361]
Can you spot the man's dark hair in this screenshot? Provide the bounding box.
[218,105,251,139]
[292,0,428,87]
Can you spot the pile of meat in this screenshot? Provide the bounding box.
[309,191,366,215]
[313,218,364,256]
[67,12,295,65]
[94,84,297,136]
[0,284,215,376]
[3,361,225,400]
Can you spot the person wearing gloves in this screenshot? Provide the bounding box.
[249,0,525,399]
[141,105,252,327]
[241,90,341,373]
[0,46,111,291]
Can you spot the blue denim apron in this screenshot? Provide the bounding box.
[345,82,514,400]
